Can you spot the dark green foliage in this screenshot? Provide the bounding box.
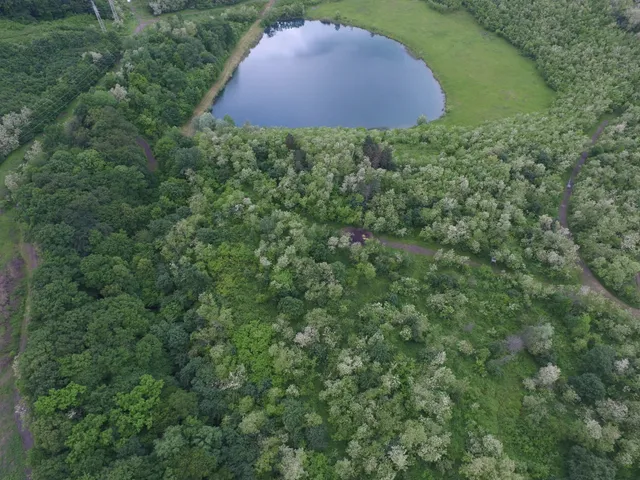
[362,135,395,170]
[570,373,607,404]
[0,28,119,156]
[114,16,252,138]
[278,296,305,319]
[147,0,245,16]
[0,0,113,21]
[422,0,462,13]
[581,345,616,379]
[568,446,617,480]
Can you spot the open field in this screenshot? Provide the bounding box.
[309,0,555,125]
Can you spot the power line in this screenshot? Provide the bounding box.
[18,53,117,139]
[108,0,120,23]
[90,0,106,33]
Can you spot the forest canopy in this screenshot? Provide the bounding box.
[3,0,640,479]
[0,0,114,21]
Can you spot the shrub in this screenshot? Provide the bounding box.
[570,373,606,404]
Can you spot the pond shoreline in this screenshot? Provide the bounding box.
[185,15,446,133]
[310,16,449,120]
[182,0,277,136]
[210,19,445,129]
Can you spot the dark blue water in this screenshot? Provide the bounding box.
[212,20,445,128]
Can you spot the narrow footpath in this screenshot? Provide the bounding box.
[14,243,38,479]
[182,0,278,136]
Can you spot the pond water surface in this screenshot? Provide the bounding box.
[212,20,445,128]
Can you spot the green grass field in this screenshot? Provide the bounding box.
[309,0,555,126]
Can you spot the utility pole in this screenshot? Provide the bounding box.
[90,0,107,32]
[107,0,120,23]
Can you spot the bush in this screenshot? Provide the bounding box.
[581,345,616,379]
[568,446,616,480]
[569,373,606,404]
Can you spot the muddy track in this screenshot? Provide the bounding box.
[136,137,158,171]
[131,5,160,35]
[0,252,32,478]
[16,243,38,476]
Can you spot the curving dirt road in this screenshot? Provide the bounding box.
[343,121,640,318]
[558,121,640,315]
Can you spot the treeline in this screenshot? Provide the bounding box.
[147,0,245,16]
[0,29,119,160]
[465,0,640,127]
[421,0,462,14]
[101,14,256,138]
[0,0,113,21]
[262,0,322,26]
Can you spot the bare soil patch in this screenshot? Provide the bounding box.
[136,137,158,172]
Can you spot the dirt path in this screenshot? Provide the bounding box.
[379,238,481,267]
[182,0,277,136]
[0,252,30,478]
[556,120,640,315]
[343,228,481,267]
[345,148,640,321]
[558,121,608,228]
[14,242,38,475]
[136,137,158,171]
[131,4,160,34]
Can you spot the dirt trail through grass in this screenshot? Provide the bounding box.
[182,0,277,136]
[14,242,37,464]
[131,4,160,34]
[0,248,29,479]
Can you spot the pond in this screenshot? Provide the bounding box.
[212,20,445,128]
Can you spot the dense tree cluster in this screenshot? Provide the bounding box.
[0,26,119,159]
[421,0,462,13]
[102,14,255,138]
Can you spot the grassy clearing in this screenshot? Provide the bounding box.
[308,0,554,126]
[0,379,26,480]
[0,212,20,270]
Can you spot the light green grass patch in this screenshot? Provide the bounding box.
[0,212,20,270]
[309,0,555,126]
[0,378,27,480]
[0,14,98,42]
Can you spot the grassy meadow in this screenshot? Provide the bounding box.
[309,0,555,126]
